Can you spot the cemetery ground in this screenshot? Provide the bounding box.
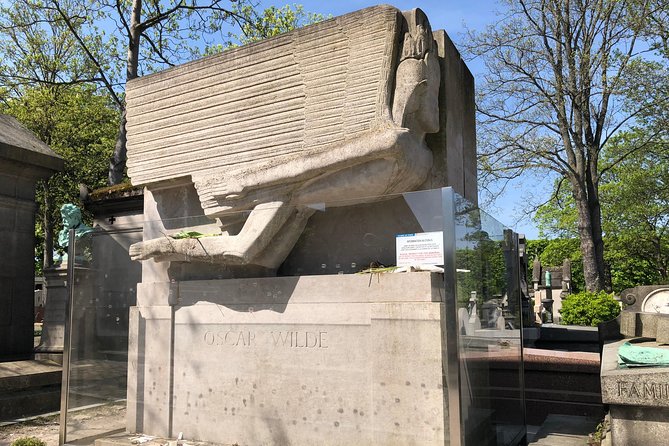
[0,402,125,446]
[0,412,59,446]
[0,408,605,446]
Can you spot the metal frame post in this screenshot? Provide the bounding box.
[441,187,462,446]
[58,229,76,445]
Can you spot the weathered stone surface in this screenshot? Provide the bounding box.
[127,273,449,444]
[618,285,669,311]
[601,340,669,408]
[0,359,62,421]
[127,6,405,185]
[126,6,477,269]
[0,115,63,172]
[424,30,477,204]
[121,6,484,445]
[609,404,669,446]
[602,286,669,445]
[614,286,669,343]
[36,267,68,353]
[0,115,62,359]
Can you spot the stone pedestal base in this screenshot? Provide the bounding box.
[35,266,69,354]
[601,340,669,445]
[127,273,452,445]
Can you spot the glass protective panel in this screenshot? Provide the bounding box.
[63,224,141,444]
[452,193,525,445]
[62,187,525,445]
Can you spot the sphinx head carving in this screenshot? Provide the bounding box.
[392,9,440,139]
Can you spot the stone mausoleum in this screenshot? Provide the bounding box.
[0,115,62,360]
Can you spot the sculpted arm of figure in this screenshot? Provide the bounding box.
[222,127,411,197]
[130,200,294,263]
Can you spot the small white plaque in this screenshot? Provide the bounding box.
[396,231,444,266]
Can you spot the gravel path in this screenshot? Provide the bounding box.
[0,402,125,446]
[0,413,60,446]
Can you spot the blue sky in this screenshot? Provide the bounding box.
[262,1,544,238]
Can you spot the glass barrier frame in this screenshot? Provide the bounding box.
[58,187,526,445]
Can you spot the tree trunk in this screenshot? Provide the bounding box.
[42,181,54,270]
[573,182,608,292]
[108,110,127,185]
[108,0,141,185]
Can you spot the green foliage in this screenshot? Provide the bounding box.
[469,0,668,292]
[0,0,104,96]
[0,0,323,268]
[455,206,510,310]
[535,130,669,293]
[0,0,325,184]
[0,84,119,270]
[222,3,327,49]
[11,437,47,446]
[456,236,507,305]
[559,291,621,326]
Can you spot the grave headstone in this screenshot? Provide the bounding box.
[601,285,669,445]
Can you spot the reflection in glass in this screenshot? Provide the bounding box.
[452,192,525,445]
[61,188,525,445]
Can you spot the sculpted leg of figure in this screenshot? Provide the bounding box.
[129,201,293,264]
[219,200,295,263]
[251,207,316,268]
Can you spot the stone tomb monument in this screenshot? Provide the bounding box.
[601,286,669,445]
[0,115,62,360]
[124,6,480,444]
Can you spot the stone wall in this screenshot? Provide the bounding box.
[0,115,62,360]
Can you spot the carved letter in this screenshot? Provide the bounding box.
[630,383,641,398]
[644,383,656,398]
[306,331,318,348]
[272,331,290,347]
[618,382,628,397]
[224,331,237,346]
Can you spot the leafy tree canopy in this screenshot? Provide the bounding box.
[466,0,669,292]
[1,84,119,272]
[534,130,669,292]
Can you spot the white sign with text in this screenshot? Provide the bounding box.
[396,231,444,266]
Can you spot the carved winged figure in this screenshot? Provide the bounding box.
[128,8,441,268]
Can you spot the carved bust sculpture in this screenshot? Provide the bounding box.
[54,203,92,264]
[128,8,442,268]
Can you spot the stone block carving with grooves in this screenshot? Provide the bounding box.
[128,6,441,268]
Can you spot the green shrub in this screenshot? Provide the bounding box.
[11,438,47,446]
[559,291,621,326]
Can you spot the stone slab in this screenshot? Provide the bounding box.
[619,311,669,343]
[609,404,669,446]
[0,359,61,421]
[95,433,221,446]
[0,116,62,360]
[127,272,450,445]
[0,193,37,359]
[423,30,477,204]
[0,115,63,172]
[601,340,669,407]
[0,359,61,391]
[36,267,68,353]
[523,348,603,425]
[528,414,599,446]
